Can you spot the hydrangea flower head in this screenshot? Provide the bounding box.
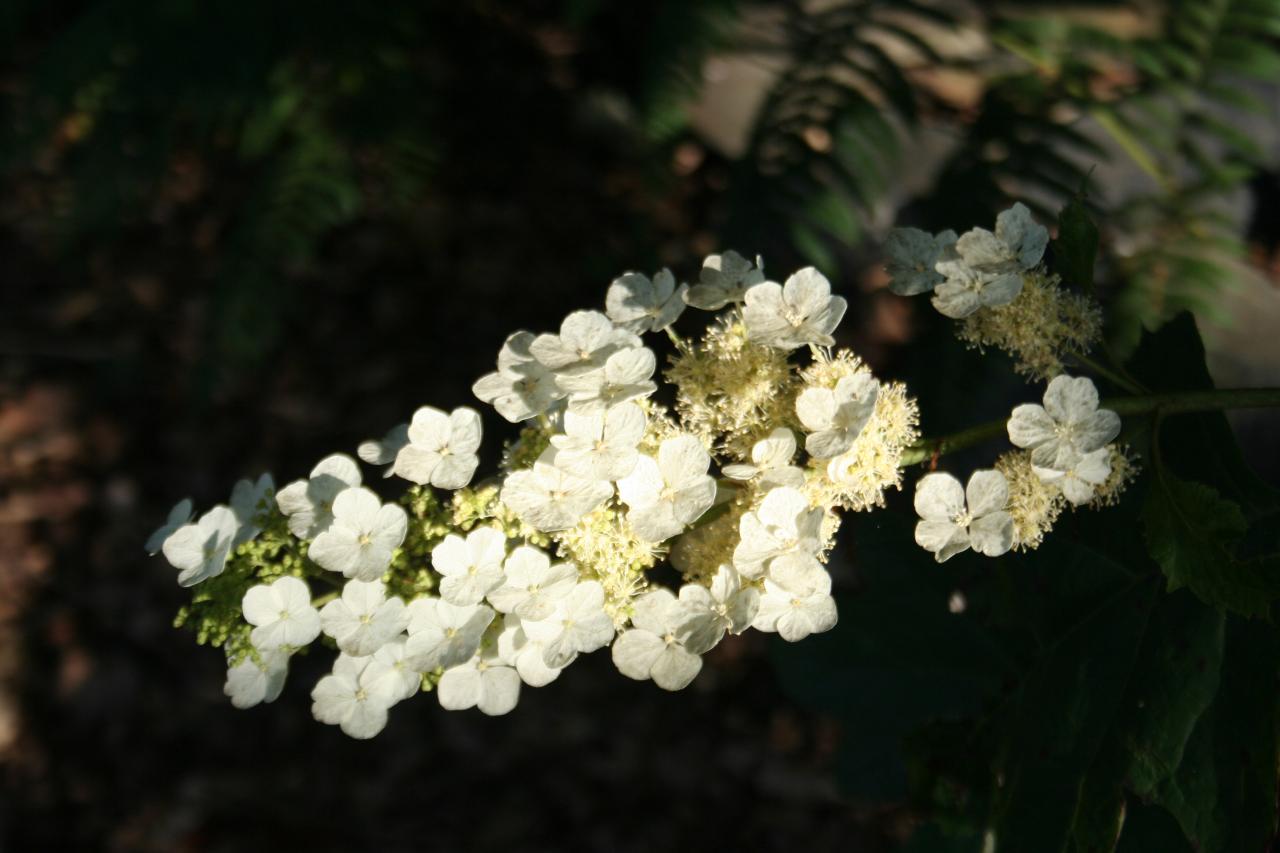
[1007,375,1121,470]
[162,505,239,587]
[743,267,847,349]
[275,453,362,539]
[884,227,956,296]
[309,486,408,581]
[472,331,565,423]
[611,589,703,690]
[914,470,1013,562]
[242,576,321,651]
[393,406,482,490]
[606,269,688,333]
[796,373,880,459]
[616,434,717,542]
[685,250,765,310]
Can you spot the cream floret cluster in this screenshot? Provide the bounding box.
[150,251,926,735]
[886,203,1102,381]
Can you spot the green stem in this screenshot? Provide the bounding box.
[900,386,1280,467]
[1070,351,1147,395]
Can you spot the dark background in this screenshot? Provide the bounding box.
[2,2,1278,850]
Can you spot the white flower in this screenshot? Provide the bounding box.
[357,423,410,477]
[500,459,612,532]
[956,202,1049,275]
[529,310,640,377]
[549,403,645,482]
[308,487,408,581]
[795,373,880,459]
[913,470,1013,562]
[1035,447,1112,505]
[486,545,578,620]
[671,563,759,654]
[722,428,806,489]
[685,250,765,310]
[616,434,717,542]
[611,589,703,691]
[242,576,321,651]
[556,347,657,414]
[932,204,1047,318]
[606,269,688,333]
[752,554,838,642]
[161,505,239,587]
[1007,375,1121,470]
[361,639,421,703]
[431,527,507,606]
[521,580,616,668]
[742,267,847,349]
[930,262,1023,319]
[391,406,482,489]
[438,645,522,716]
[732,486,823,578]
[319,580,409,656]
[224,649,289,709]
[884,227,956,296]
[310,654,397,739]
[145,497,193,555]
[275,453,362,539]
[229,472,274,545]
[404,596,494,670]
[496,614,564,687]
[472,331,565,423]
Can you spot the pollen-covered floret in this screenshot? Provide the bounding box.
[957,271,1103,381]
[666,315,798,460]
[995,449,1066,551]
[1086,444,1140,508]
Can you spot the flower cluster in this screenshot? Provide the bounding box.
[886,204,1103,381]
[151,249,922,735]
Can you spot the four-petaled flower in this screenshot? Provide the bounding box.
[392,406,482,490]
[404,596,494,671]
[884,227,957,296]
[308,486,408,581]
[311,654,398,739]
[612,589,704,690]
[722,428,806,489]
[529,310,640,376]
[242,576,321,651]
[743,267,847,349]
[606,269,688,333]
[431,526,508,606]
[732,486,824,578]
[751,553,837,642]
[671,563,759,655]
[795,373,880,459]
[549,403,646,483]
[162,505,239,587]
[914,470,1014,562]
[276,453,362,539]
[224,649,289,709]
[319,580,409,656]
[1007,374,1120,471]
[932,203,1047,318]
[472,331,565,423]
[556,347,657,414]
[684,250,765,310]
[438,644,522,716]
[521,580,616,668]
[486,545,578,621]
[500,458,613,532]
[1035,446,1112,505]
[616,434,718,542]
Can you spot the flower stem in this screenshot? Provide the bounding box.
[900,386,1280,467]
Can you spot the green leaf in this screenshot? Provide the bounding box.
[1054,193,1100,295]
[1142,470,1280,617]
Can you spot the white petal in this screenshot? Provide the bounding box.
[913,473,966,522]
